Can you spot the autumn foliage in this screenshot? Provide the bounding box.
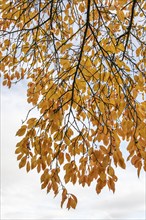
[0,0,146,209]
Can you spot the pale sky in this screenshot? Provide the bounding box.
[1,81,146,219]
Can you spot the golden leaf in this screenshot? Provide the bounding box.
[19,156,27,169]
[117,9,125,21]
[61,43,73,53]
[27,118,37,128]
[70,197,77,209]
[26,161,30,172]
[15,147,22,154]
[4,39,10,46]
[107,166,115,177]
[79,3,85,12]
[59,152,64,165]
[67,195,77,209]
[16,125,27,136]
[107,177,115,193]
[66,153,71,162]
[17,153,23,160]
[103,72,110,82]
[61,188,67,208]
[100,172,106,182]
[117,43,125,52]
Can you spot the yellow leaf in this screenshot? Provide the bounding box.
[116,58,124,68]
[41,181,48,190]
[26,161,30,172]
[66,127,74,137]
[100,172,106,182]
[16,125,27,136]
[124,64,130,72]
[137,161,142,177]
[37,163,41,173]
[117,9,125,21]
[4,39,10,46]
[99,102,105,113]
[64,174,70,184]
[108,44,116,53]
[103,134,109,146]
[66,153,71,162]
[100,145,108,154]
[67,195,77,209]
[118,157,126,169]
[19,156,27,169]
[2,80,7,86]
[67,197,71,209]
[131,155,140,165]
[86,58,92,67]
[113,151,118,166]
[17,153,23,160]
[59,152,64,165]
[117,43,125,52]
[27,118,37,128]
[79,3,85,12]
[69,17,74,25]
[31,157,37,169]
[107,166,115,177]
[107,177,115,193]
[61,43,73,53]
[61,188,67,208]
[64,136,71,146]
[54,131,63,141]
[70,197,77,209]
[15,147,22,154]
[136,47,141,56]
[71,194,77,204]
[103,72,110,82]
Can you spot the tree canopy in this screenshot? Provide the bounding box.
[0,0,146,209]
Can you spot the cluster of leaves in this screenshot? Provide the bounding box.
[0,0,146,209]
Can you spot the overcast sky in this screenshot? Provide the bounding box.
[1,81,146,219]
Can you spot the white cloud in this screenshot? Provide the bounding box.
[1,83,145,219]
